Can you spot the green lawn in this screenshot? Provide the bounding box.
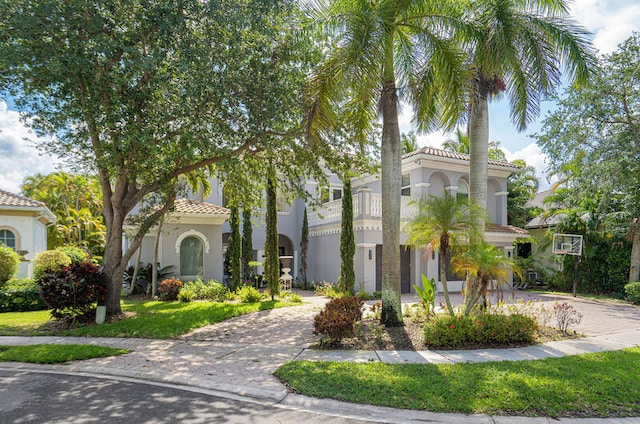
[0,299,295,339]
[275,348,640,418]
[0,344,129,364]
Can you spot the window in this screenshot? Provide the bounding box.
[457,179,469,203]
[180,236,204,276]
[0,229,16,250]
[276,190,288,212]
[401,173,411,196]
[438,251,466,281]
[319,187,343,203]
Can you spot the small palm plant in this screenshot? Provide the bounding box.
[452,241,520,316]
[406,191,483,316]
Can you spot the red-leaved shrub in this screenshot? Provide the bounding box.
[314,296,364,344]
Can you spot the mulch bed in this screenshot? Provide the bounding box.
[312,317,578,351]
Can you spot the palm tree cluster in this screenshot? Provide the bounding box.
[306,0,594,325]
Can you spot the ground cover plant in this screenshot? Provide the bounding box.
[0,298,295,339]
[276,348,640,418]
[0,344,129,364]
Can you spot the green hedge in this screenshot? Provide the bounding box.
[424,313,537,349]
[0,278,46,312]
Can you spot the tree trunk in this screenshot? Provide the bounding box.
[380,44,403,326]
[151,217,164,298]
[469,87,489,238]
[129,245,143,296]
[440,235,455,316]
[630,219,640,282]
[102,222,126,316]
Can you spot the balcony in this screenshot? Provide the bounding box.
[308,189,415,228]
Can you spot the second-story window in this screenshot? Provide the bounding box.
[277,190,287,212]
[401,173,411,196]
[319,187,343,203]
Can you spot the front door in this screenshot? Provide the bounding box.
[375,245,411,293]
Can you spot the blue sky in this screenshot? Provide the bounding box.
[0,0,639,193]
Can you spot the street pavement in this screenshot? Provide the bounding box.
[1,290,640,423]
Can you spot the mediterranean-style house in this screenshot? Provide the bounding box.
[0,189,56,278]
[129,147,527,294]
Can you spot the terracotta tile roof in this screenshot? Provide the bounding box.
[486,223,529,235]
[404,146,522,170]
[0,189,46,208]
[173,198,229,215]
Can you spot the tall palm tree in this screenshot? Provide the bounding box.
[306,0,469,326]
[452,241,519,315]
[406,191,481,316]
[465,0,594,235]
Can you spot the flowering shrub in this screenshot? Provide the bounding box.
[624,282,640,304]
[423,313,537,349]
[0,278,46,312]
[37,262,107,321]
[157,278,183,301]
[314,296,364,344]
[554,302,582,334]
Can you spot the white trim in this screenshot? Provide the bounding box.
[414,182,431,188]
[356,243,376,248]
[495,191,509,196]
[175,229,210,254]
[445,185,458,191]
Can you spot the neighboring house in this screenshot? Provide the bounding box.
[0,189,56,278]
[127,199,230,283]
[128,147,527,293]
[524,189,564,273]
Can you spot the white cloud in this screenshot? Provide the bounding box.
[570,0,640,54]
[504,143,558,190]
[0,101,59,193]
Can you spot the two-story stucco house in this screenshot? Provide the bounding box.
[130,147,527,293]
[0,190,56,278]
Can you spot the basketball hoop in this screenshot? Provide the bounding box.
[552,233,583,297]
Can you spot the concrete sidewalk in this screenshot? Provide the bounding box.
[1,292,640,423]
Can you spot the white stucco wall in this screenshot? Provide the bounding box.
[0,213,49,278]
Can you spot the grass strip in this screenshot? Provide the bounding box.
[0,299,294,339]
[275,347,640,418]
[0,344,130,364]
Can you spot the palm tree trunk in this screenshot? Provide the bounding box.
[439,237,455,316]
[380,38,403,327]
[469,88,489,239]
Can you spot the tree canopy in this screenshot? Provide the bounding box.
[536,32,640,283]
[0,0,315,315]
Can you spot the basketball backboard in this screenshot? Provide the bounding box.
[552,234,583,256]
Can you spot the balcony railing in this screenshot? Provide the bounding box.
[308,189,415,227]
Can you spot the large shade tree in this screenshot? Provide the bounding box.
[0,0,312,316]
[536,33,640,283]
[464,0,594,235]
[306,0,469,326]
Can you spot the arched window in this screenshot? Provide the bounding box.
[457,179,469,203]
[0,229,16,250]
[180,236,204,277]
